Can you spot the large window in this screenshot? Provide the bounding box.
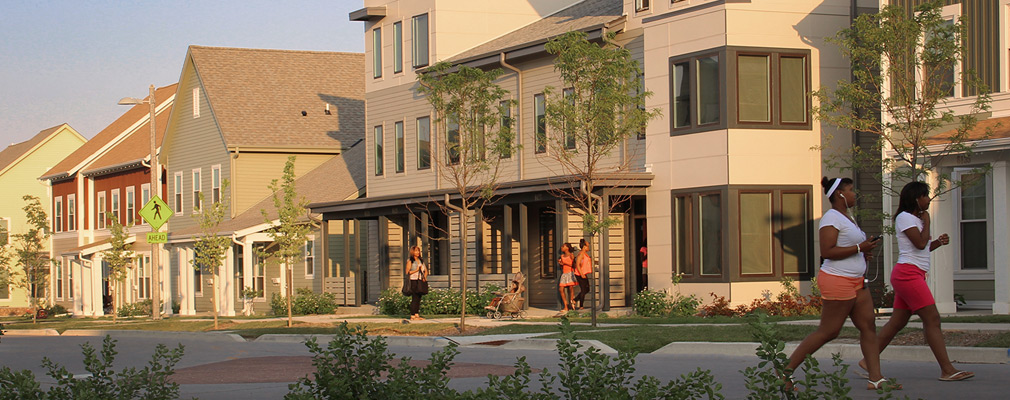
[141,183,151,226]
[394,121,404,172]
[67,195,76,231]
[670,47,810,134]
[111,189,120,224]
[393,21,403,73]
[97,191,107,229]
[54,197,63,233]
[412,14,429,68]
[417,116,431,169]
[211,165,221,204]
[126,186,135,226]
[372,27,382,79]
[374,125,384,175]
[534,93,546,153]
[957,171,991,271]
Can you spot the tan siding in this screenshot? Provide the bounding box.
[365,82,440,198]
[367,220,380,303]
[233,153,333,216]
[387,218,404,290]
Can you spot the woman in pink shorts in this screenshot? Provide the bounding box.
[859,181,974,382]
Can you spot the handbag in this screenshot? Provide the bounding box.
[401,278,413,296]
[415,278,429,295]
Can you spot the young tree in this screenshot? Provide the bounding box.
[416,62,516,332]
[541,31,659,324]
[261,156,312,328]
[814,1,992,212]
[101,214,134,323]
[192,181,231,329]
[0,196,53,324]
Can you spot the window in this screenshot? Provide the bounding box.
[957,171,991,271]
[0,218,9,246]
[193,88,200,118]
[126,186,135,226]
[780,192,811,274]
[137,255,151,299]
[780,56,807,123]
[211,165,221,204]
[738,54,770,122]
[417,116,431,169]
[192,168,202,213]
[374,125,384,175]
[740,192,773,275]
[394,121,404,172]
[672,191,724,277]
[412,14,429,68]
[534,93,546,153]
[304,239,315,277]
[193,263,203,296]
[500,101,513,158]
[635,0,650,12]
[697,56,720,125]
[67,195,76,231]
[111,189,120,225]
[97,191,107,229]
[372,27,382,79]
[54,197,63,233]
[174,172,183,214]
[673,195,692,276]
[673,54,720,129]
[141,183,151,226]
[55,260,63,300]
[253,246,266,298]
[393,21,403,73]
[637,74,647,139]
[447,115,460,164]
[562,88,576,149]
[699,193,722,276]
[68,260,73,299]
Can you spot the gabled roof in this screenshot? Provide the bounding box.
[1,123,76,175]
[446,0,624,64]
[169,140,366,239]
[41,84,178,181]
[187,46,365,149]
[82,100,174,177]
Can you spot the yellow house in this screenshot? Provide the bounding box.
[0,123,86,311]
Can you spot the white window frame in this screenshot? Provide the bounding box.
[393,21,403,74]
[97,191,107,229]
[952,168,995,279]
[193,253,203,297]
[55,259,63,300]
[137,254,151,299]
[635,0,650,13]
[412,13,429,68]
[373,26,383,79]
[193,88,200,118]
[54,196,63,233]
[192,168,202,213]
[304,238,315,278]
[253,248,266,299]
[67,194,76,231]
[140,183,151,225]
[0,217,10,246]
[1002,0,1010,93]
[174,172,184,214]
[126,186,136,226]
[67,257,73,299]
[111,189,121,225]
[211,164,221,204]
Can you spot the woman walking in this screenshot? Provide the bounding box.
[406,245,428,320]
[785,177,897,390]
[573,239,593,310]
[557,243,578,315]
[858,181,974,381]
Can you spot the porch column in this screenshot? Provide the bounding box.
[992,161,1010,314]
[243,240,254,292]
[503,204,513,276]
[929,170,956,314]
[159,245,172,316]
[180,247,195,315]
[91,255,104,316]
[221,248,235,316]
[71,259,83,315]
[600,193,610,311]
[519,203,529,309]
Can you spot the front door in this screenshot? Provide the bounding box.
[527,203,558,308]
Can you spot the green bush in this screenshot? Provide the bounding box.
[271,288,339,316]
[0,335,184,400]
[45,304,69,316]
[633,289,701,318]
[377,284,502,316]
[118,299,153,317]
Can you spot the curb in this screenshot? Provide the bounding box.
[0,329,60,336]
[653,341,1009,364]
[60,330,246,342]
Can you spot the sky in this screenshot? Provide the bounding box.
[0,0,365,145]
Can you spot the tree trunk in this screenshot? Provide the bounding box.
[212,272,219,330]
[287,261,293,328]
[111,284,117,323]
[460,212,468,333]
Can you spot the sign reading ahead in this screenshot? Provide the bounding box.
[139,195,173,231]
[146,232,167,244]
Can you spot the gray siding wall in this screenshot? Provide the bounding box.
[954,280,995,302]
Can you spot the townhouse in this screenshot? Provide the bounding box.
[39,84,176,316]
[160,46,365,315]
[0,124,85,310]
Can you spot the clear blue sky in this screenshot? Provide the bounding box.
[1,0,364,145]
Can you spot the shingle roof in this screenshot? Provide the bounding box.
[41,84,178,180]
[188,46,364,149]
[446,0,623,64]
[926,116,1010,145]
[82,99,174,175]
[1,124,67,174]
[170,140,366,238]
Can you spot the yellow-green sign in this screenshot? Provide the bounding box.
[147,232,167,244]
[139,196,173,231]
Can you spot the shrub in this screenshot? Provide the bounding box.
[271,288,339,316]
[45,304,68,316]
[377,284,502,317]
[118,299,153,317]
[633,290,701,318]
[0,335,184,400]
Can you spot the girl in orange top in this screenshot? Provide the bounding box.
[557,243,577,314]
[573,238,592,310]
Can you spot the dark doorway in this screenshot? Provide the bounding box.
[527,203,558,308]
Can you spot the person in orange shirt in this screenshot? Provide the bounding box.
[557,243,577,314]
[573,238,593,310]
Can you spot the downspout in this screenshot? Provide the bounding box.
[230,148,240,218]
[500,53,523,180]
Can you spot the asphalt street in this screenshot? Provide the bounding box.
[1,333,1006,399]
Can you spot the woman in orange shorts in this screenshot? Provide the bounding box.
[785,177,897,390]
[557,243,578,314]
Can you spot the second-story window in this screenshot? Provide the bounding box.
[373,27,382,79]
[126,186,135,226]
[192,169,202,213]
[174,172,183,214]
[54,197,63,233]
[534,93,546,153]
[394,121,404,172]
[0,218,9,246]
[562,88,576,149]
[374,125,384,175]
[111,189,120,224]
[417,116,431,169]
[141,183,150,225]
[304,239,315,277]
[447,115,460,165]
[393,21,403,73]
[97,191,107,229]
[635,0,650,12]
[212,165,221,204]
[412,14,429,68]
[67,194,76,231]
[500,100,512,159]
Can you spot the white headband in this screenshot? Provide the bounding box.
[826,178,842,199]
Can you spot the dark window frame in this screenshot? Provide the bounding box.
[417,116,432,170]
[374,125,384,176]
[394,121,405,173]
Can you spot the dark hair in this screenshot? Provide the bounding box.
[409,245,424,264]
[561,242,572,253]
[821,176,853,202]
[895,181,930,219]
[579,238,588,249]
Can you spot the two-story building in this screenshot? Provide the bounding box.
[0,124,85,311]
[160,46,364,315]
[39,84,176,316]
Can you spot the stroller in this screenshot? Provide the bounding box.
[485,271,527,319]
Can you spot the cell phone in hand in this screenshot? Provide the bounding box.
[870,235,883,242]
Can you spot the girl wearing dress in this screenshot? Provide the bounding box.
[557,243,578,314]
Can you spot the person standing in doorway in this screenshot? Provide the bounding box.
[574,239,593,310]
[557,243,577,315]
[407,245,428,320]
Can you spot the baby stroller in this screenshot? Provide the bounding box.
[485,271,527,319]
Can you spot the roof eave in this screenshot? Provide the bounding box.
[447,19,619,70]
[81,159,147,177]
[349,6,386,22]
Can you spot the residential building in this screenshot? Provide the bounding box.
[39,84,176,316]
[160,46,364,315]
[0,123,86,310]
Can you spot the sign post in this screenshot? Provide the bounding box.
[139,196,173,317]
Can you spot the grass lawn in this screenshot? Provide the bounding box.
[976,332,1010,348]
[940,315,1010,324]
[221,321,456,339]
[466,324,602,336]
[528,314,820,325]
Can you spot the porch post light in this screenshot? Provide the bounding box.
[118,84,162,320]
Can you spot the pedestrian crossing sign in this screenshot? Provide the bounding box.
[139,195,173,231]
